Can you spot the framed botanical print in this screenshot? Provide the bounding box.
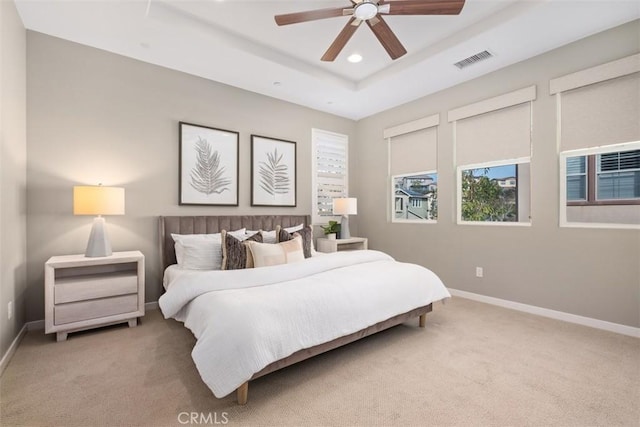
[251,135,297,207]
[179,122,239,206]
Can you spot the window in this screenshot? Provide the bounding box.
[312,129,348,224]
[566,156,587,201]
[449,86,535,225]
[597,150,640,200]
[385,115,439,224]
[458,161,530,223]
[551,54,639,228]
[392,171,437,221]
[560,142,640,228]
[566,149,640,204]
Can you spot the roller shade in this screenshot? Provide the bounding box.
[456,102,531,166]
[560,72,640,151]
[390,127,437,175]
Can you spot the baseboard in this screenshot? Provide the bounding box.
[26,320,44,331]
[449,288,640,338]
[0,323,28,376]
[2,301,161,374]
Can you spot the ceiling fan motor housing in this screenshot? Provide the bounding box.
[354,1,379,20]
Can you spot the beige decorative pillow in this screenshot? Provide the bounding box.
[277,225,313,258]
[246,235,305,268]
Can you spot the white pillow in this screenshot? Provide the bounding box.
[172,228,246,270]
[246,235,305,268]
[284,223,304,233]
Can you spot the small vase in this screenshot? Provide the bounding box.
[327,233,337,240]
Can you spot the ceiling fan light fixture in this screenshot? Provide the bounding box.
[353,1,378,20]
[347,53,363,63]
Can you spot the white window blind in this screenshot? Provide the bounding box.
[312,129,348,224]
[560,73,640,151]
[455,102,532,166]
[390,127,437,175]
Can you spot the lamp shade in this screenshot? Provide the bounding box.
[73,186,125,216]
[333,197,357,215]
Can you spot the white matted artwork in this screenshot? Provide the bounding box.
[251,135,297,207]
[179,122,239,206]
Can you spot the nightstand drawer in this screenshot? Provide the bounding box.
[54,294,138,325]
[54,273,138,304]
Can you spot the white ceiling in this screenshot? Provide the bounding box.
[15,0,640,120]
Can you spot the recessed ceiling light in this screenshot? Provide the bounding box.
[347,54,363,63]
[327,101,334,105]
[273,81,282,86]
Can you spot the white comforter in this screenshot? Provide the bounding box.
[159,250,450,398]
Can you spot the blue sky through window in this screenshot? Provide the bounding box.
[468,164,516,180]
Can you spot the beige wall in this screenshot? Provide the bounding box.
[26,32,356,322]
[22,21,640,330]
[1,0,28,357]
[353,20,640,327]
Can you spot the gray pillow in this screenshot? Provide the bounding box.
[278,225,313,258]
[221,231,263,270]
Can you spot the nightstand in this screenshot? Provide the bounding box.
[45,251,145,341]
[316,237,368,253]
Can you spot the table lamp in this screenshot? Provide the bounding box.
[73,185,125,257]
[333,197,357,239]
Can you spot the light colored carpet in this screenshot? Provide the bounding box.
[0,297,638,427]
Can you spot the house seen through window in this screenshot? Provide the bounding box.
[393,172,437,221]
[561,143,640,227]
[566,149,640,203]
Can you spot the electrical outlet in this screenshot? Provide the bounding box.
[8,301,13,320]
[475,267,483,278]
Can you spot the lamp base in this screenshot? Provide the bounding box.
[340,215,351,239]
[85,216,113,257]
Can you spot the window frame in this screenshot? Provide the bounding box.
[559,141,640,229]
[391,170,438,224]
[456,157,531,227]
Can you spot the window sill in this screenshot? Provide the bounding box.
[457,220,532,227]
[567,200,640,206]
[391,219,437,224]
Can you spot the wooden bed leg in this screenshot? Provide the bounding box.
[419,314,426,328]
[237,382,248,405]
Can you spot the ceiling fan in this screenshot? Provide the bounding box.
[274,0,466,62]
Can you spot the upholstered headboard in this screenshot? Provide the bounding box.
[158,215,311,271]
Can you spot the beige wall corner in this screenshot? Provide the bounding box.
[1,0,28,358]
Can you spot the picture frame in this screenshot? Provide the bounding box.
[251,135,297,207]
[179,122,239,206]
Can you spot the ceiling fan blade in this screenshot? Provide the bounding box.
[366,15,407,60]
[275,7,347,26]
[382,0,466,16]
[321,17,360,62]
[343,8,355,16]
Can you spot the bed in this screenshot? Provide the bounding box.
[158,215,450,404]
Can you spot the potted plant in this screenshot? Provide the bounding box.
[321,221,341,240]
